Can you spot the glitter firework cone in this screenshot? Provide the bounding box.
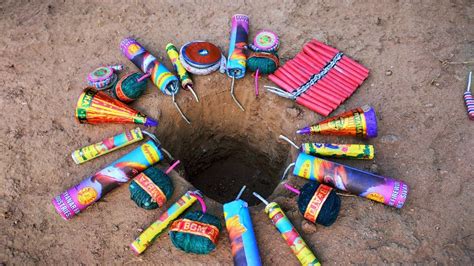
[75,87,158,126]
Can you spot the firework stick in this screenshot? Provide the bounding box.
[307,41,368,77]
[267,75,331,115]
[285,61,344,105]
[71,127,144,164]
[166,43,193,89]
[293,153,408,208]
[253,194,320,266]
[464,71,474,120]
[226,14,249,79]
[305,44,368,82]
[310,40,369,74]
[303,47,366,84]
[52,140,163,220]
[297,53,359,89]
[292,57,356,97]
[130,191,198,254]
[290,57,351,95]
[301,143,374,159]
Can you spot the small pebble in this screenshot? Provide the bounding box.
[385,70,392,76]
[301,220,317,234]
[370,163,379,173]
[424,103,434,108]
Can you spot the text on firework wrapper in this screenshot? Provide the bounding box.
[170,219,219,244]
[134,173,167,207]
[304,185,332,223]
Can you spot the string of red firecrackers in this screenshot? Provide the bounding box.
[265,39,369,116]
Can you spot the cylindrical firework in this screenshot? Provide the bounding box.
[279,135,374,160]
[130,191,199,255]
[293,153,409,208]
[302,143,374,159]
[120,37,179,96]
[75,87,158,126]
[52,140,163,220]
[226,14,249,79]
[296,105,378,138]
[166,43,193,90]
[223,186,261,266]
[253,193,320,266]
[71,127,144,164]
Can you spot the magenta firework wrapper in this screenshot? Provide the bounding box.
[293,153,408,208]
[52,140,163,220]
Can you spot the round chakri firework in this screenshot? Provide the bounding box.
[87,65,123,90]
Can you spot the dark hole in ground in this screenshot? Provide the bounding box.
[183,137,284,206]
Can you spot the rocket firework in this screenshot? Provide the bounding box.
[296,105,378,138]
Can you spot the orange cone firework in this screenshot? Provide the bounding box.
[297,105,377,138]
[75,87,158,126]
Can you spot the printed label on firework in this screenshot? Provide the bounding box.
[130,192,197,254]
[304,185,332,223]
[309,107,368,137]
[170,219,220,244]
[134,173,167,207]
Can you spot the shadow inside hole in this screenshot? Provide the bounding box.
[183,136,285,206]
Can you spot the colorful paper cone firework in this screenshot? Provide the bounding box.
[223,186,262,266]
[296,105,377,138]
[75,87,158,126]
[120,37,191,124]
[265,39,369,116]
[71,127,145,164]
[227,14,249,111]
[253,193,320,266]
[130,191,202,255]
[52,140,163,220]
[279,135,374,160]
[293,153,409,208]
[166,43,199,102]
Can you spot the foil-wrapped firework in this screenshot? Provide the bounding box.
[226,14,249,79]
[253,193,320,266]
[71,127,144,164]
[52,140,163,220]
[120,37,179,96]
[302,143,374,160]
[75,87,158,126]
[130,191,199,255]
[293,153,409,208]
[223,190,262,266]
[296,105,378,138]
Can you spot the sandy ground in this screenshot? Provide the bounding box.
[1,0,473,265]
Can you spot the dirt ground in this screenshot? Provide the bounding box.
[1,0,473,265]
